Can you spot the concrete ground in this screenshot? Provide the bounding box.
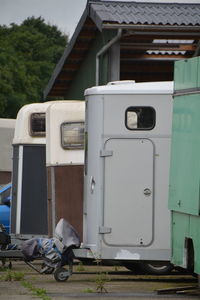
[0,260,198,300]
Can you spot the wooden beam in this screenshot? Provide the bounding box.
[120,43,196,51]
[57,73,74,80]
[120,53,191,60]
[121,63,173,73]
[62,63,79,71]
[121,73,173,81]
[121,34,198,41]
[67,52,85,61]
[79,30,96,39]
[73,41,91,50]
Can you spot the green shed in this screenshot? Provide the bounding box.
[44,0,200,100]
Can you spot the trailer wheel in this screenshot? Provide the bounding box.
[54,267,69,282]
[139,262,173,275]
[123,263,143,274]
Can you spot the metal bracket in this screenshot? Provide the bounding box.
[99,226,112,234]
[100,150,113,157]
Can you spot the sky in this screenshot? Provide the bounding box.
[1,0,200,39]
[0,0,88,38]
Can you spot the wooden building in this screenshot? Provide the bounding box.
[44,0,200,100]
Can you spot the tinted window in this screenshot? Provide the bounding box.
[126,107,155,130]
[30,113,45,137]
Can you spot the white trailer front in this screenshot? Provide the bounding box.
[46,101,85,238]
[0,118,15,184]
[75,81,173,274]
[11,102,51,238]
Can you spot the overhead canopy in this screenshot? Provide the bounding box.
[44,0,200,99]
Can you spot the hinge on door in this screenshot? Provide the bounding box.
[99,226,112,234]
[100,150,113,157]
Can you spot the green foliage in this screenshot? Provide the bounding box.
[22,281,51,300]
[83,287,94,293]
[0,17,67,118]
[76,261,86,272]
[0,270,25,281]
[93,259,110,293]
[95,271,109,293]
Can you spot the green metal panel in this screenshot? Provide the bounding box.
[171,212,200,274]
[171,212,189,267]
[174,57,199,91]
[189,215,200,274]
[169,93,200,215]
[170,57,200,274]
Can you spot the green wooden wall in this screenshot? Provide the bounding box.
[65,30,117,100]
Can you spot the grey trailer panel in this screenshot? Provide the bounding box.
[103,138,154,247]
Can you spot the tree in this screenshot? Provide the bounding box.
[0,17,67,118]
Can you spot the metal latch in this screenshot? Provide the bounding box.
[99,226,112,234]
[100,150,113,157]
[143,188,151,196]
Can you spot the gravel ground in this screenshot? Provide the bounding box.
[0,260,198,300]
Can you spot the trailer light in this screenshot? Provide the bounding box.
[61,122,84,149]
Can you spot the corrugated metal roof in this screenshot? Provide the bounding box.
[90,1,200,29]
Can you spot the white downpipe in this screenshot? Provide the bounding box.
[96,29,122,86]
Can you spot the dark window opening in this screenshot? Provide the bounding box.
[125,107,156,130]
[30,113,45,137]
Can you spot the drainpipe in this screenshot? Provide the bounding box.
[96,28,122,86]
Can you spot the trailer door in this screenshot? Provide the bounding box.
[103,138,154,246]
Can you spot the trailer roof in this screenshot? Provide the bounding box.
[84,81,173,95]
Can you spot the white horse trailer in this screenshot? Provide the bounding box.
[0,118,15,184]
[74,81,174,274]
[46,101,85,238]
[11,102,51,238]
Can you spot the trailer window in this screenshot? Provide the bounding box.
[30,113,46,137]
[125,107,155,130]
[61,122,84,149]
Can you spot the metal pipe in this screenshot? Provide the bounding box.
[96,28,122,86]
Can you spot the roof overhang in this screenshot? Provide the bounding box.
[44,1,200,99]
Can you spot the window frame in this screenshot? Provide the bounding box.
[125,106,156,131]
[30,113,46,137]
[60,121,85,150]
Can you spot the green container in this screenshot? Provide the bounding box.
[169,56,200,274]
[169,94,200,215]
[174,57,199,90]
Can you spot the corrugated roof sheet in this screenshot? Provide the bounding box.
[90,1,200,28]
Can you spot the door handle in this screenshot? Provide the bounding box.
[90,176,96,194]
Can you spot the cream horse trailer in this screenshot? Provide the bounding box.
[11,102,51,239]
[74,81,174,274]
[0,118,15,184]
[46,101,85,238]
